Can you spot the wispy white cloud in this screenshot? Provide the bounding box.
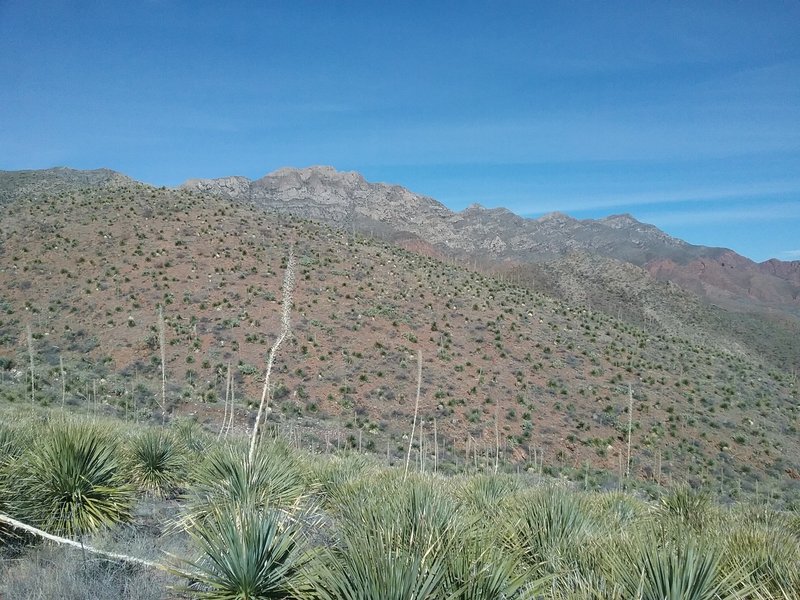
[637,201,800,227]
[779,249,800,259]
[515,180,800,215]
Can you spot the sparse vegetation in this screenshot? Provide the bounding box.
[0,172,799,597]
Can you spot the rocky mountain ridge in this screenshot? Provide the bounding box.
[181,166,800,313]
[182,166,700,262]
[0,167,133,201]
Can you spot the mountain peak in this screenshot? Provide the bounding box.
[536,211,574,224]
[265,165,366,184]
[601,213,640,227]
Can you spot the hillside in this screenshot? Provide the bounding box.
[183,166,800,317]
[0,169,798,503]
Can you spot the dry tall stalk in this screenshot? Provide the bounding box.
[26,323,34,404]
[217,362,231,441]
[249,250,296,464]
[625,384,634,479]
[433,417,438,474]
[59,355,65,410]
[404,350,422,481]
[157,305,166,423]
[0,513,165,571]
[225,366,235,438]
[419,420,425,473]
[494,406,500,474]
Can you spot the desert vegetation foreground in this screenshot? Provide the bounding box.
[1,404,800,599]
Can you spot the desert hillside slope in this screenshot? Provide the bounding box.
[0,168,798,501]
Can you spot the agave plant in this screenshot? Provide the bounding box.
[181,503,314,600]
[13,421,134,536]
[126,428,187,498]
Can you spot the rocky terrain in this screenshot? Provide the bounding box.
[1,167,798,503]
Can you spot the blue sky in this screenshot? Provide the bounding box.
[1,1,798,261]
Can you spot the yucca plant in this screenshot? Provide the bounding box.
[657,485,717,535]
[172,417,211,454]
[315,524,448,600]
[180,441,310,530]
[458,473,523,516]
[585,490,649,530]
[510,486,593,575]
[722,520,800,596]
[126,428,187,498]
[311,453,378,511]
[442,535,546,600]
[13,421,134,536]
[334,473,458,556]
[181,503,314,599]
[317,473,459,599]
[611,541,757,600]
[0,423,25,497]
[0,422,28,541]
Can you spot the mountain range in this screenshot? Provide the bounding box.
[183,166,800,314]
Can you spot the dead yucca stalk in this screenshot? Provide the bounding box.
[158,305,167,424]
[216,362,232,441]
[404,350,422,481]
[249,250,296,464]
[26,322,34,404]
